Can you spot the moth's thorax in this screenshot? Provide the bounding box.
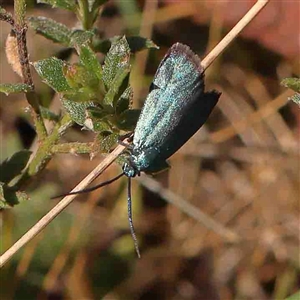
[123,145,160,177]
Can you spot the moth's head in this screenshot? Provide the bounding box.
[122,161,139,178]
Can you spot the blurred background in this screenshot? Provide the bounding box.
[0,0,299,299]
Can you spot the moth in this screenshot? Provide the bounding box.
[56,43,221,257]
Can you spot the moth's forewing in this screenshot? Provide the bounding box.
[157,89,220,161]
[133,43,203,149]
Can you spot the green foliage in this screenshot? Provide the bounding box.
[281,78,300,92]
[37,0,76,11]
[116,109,140,131]
[33,57,72,92]
[0,83,31,95]
[0,183,29,208]
[93,35,159,54]
[69,30,94,47]
[289,93,300,105]
[0,150,32,184]
[40,106,60,121]
[15,0,26,25]
[103,68,130,105]
[281,77,300,105]
[0,0,158,210]
[62,99,95,126]
[102,36,131,88]
[28,17,73,46]
[79,45,102,80]
[0,150,31,208]
[33,35,142,140]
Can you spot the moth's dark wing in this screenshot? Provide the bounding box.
[133,43,203,148]
[158,89,220,161]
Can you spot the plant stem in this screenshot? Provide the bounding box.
[4,0,48,139]
[14,0,26,26]
[77,0,91,30]
[15,114,73,189]
[52,142,92,154]
[201,0,269,70]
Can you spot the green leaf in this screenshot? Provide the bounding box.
[28,17,72,46]
[0,150,32,184]
[126,36,159,52]
[85,108,113,132]
[115,86,133,115]
[33,57,72,92]
[79,45,102,80]
[64,87,98,102]
[0,83,31,95]
[70,30,94,47]
[87,118,111,132]
[289,93,300,105]
[116,109,140,131]
[0,182,30,208]
[37,0,76,11]
[87,106,114,119]
[102,36,131,89]
[61,96,95,126]
[93,36,159,54]
[103,68,130,106]
[281,78,300,93]
[63,63,98,90]
[40,106,60,121]
[90,0,108,11]
[90,0,108,24]
[91,131,118,156]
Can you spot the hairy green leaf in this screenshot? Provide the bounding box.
[40,106,60,121]
[63,63,98,90]
[70,30,94,47]
[126,36,159,52]
[85,107,114,132]
[37,0,76,11]
[62,96,95,126]
[102,36,130,89]
[115,86,133,115]
[86,117,111,132]
[289,93,300,105]
[0,150,32,183]
[103,68,130,106]
[0,83,31,95]
[0,182,29,208]
[93,36,158,54]
[79,45,102,80]
[90,0,108,24]
[87,106,114,119]
[91,131,118,156]
[33,57,72,92]
[90,0,108,11]
[28,16,72,46]
[117,109,140,131]
[281,77,300,93]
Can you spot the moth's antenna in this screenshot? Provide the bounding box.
[52,172,124,199]
[127,177,141,258]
